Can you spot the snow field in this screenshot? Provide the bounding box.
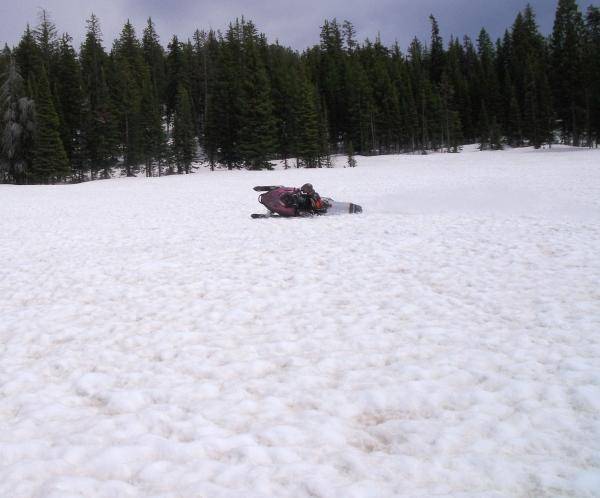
[1,147,600,497]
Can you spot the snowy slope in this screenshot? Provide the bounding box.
[1,146,600,498]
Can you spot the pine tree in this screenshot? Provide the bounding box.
[34,9,60,105]
[30,66,70,183]
[429,15,445,84]
[407,37,430,151]
[478,101,491,150]
[201,30,221,169]
[34,9,58,65]
[444,37,469,149]
[80,14,118,179]
[426,83,444,151]
[237,21,276,170]
[14,25,41,88]
[507,88,524,146]
[489,116,503,150]
[318,19,346,147]
[0,45,10,77]
[584,6,600,146]
[165,35,189,127]
[510,5,553,148]
[462,35,480,142]
[0,58,35,184]
[477,28,500,119]
[522,59,548,149]
[317,97,332,167]
[55,34,84,177]
[181,39,198,135]
[551,0,585,145]
[396,60,420,152]
[342,20,358,52]
[448,111,463,152]
[110,20,146,176]
[440,71,462,152]
[211,27,242,169]
[344,51,373,154]
[268,44,302,166]
[294,77,320,168]
[142,18,166,110]
[172,84,196,173]
[369,39,401,153]
[139,70,166,176]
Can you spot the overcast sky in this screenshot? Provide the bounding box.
[0,0,593,52]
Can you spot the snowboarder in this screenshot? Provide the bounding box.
[251,185,362,218]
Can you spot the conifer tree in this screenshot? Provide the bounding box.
[522,59,551,149]
[142,18,166,109]
[345,51,373,153]
[165,35,189,127]
[342,20,358,52]
[507,88,524,146]
[34,9,59,104]
[0,45,10,77]
[190,30,208,139]
[447,37,470,147]
[237,21,276,169]
[55,34,84,176]
[139,75,167,176]
[479,101,491,150]
[489,116,503,150]
[14,25,41,88]
[440,71,462,152]
[267,44,302,166]
[172,84,195,173]
[510,6,553,148]
[461,35,480,141]
[294,77,320,168]
[395,60,420,152]
[210,27,242,168]
[448,111,463,152]
[369,39,401,153]
[407,38,430,151]
[0,59,35,184]
[318,19,346,146]
[477,28,500,119]
[34,10,58,65]
[317,98,332,167]
[584,6,600,145]
[110,20,146,176]
[201,30,221,169]
[429,15,445,84]
[551,0,585,145]
[181,40,197,132]
[30,67,70,183]
[80,14,118,179]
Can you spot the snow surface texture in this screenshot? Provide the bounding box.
[1,146,600,498]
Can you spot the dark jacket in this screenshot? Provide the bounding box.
[298,192,326,214]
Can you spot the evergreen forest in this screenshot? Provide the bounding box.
[1,0,599,184]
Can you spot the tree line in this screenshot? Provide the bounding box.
[1,0,599,184]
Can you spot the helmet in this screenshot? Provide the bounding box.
[301,183,314,195]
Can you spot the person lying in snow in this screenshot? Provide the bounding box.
[252,184,362,218]
[297,183,327,215]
